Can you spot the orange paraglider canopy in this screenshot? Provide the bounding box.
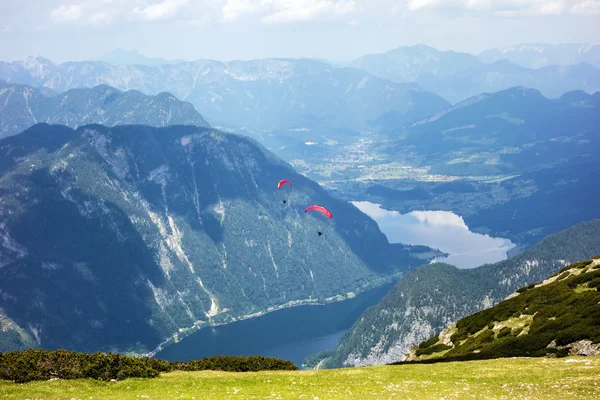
[304,205,332,219]
[278,180,292,189]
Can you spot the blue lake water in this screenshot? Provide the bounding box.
[352,201,515,269]
[157,283,394,368]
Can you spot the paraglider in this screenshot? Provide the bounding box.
[278,180,292,203]
[304,205,332,236]
[304,205,333,219]
[277,180,292,189]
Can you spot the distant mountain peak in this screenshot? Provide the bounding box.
[478,43,600,70]
[351,44,482,85]
[0,83,210,139]
[95,48,186,66]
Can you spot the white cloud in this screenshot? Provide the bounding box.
[49,0,197,25]
[133,0,191,21]
[1,25,10,33]
[404,0,600,16]
[50,1,123,25]
[222,0,356,23]
[570,0,600,15]
[51,4,84,23]
[222,0,260,21]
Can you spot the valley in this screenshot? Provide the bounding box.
[0,28,599,399]
[155,283,394,368]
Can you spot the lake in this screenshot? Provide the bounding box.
[156,283,394,368]
[352,201,515,269]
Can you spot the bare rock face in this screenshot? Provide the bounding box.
[547,340,600,357]
[569,340,600,356]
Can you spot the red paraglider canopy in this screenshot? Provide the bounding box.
[278,180,292,189]
[304,205,333,219]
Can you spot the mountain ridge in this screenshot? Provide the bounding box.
[0,123,432,354]
[406,256,600,362]
[0,57,450,132]
[0,82,210,139]
[311,219,600,368]
[477,43,600,69]
[349,45,600,103]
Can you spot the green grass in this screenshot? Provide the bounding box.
[1,357,599,399]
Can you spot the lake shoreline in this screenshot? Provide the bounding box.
[352,201,516,269]
[147,274,401,359]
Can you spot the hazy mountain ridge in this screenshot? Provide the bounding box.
[351,44,483,83]
[95,48,187,66]
[435,60,600,103]
[478,43,600,69]
[0,57,450,132]
[0,82,209,139]
[350,44,600,103]
[407,256,600,362]
[313,220,600,368]
[0,123,430,354]
[389,87,600,176]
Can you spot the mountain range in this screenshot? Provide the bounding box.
[0,57,450,132]
[0,123,431,354]
[393,87,600,176]
[478,43,600,69]
[0,83,209,139]
[351,44,482,85]
[351,44,600,103]
[95,48,187,66]
[312,219,600,368]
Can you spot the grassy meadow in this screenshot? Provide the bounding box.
[1,356,599,399]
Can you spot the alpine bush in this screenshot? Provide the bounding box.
[0,349,297,383]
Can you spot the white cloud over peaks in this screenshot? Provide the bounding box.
[569,0,600,15]
[50,0,195,25]
[222,0,356,23]
[51,4,84,23]
[222,0,261,21]
[50,1,122,25]
[133,0,191,21]
[405,0,600,16]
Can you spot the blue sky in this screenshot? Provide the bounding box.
[1,0,599,62]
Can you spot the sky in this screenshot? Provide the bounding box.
[1,0,599,63]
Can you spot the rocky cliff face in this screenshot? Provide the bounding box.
[0,123,429,354]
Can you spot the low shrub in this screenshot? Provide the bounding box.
[496,327,512,338]
[517,283,536,294]
[450,331,469,344]
[418,335,440,349]
[0,349,297,383]
[182,355,297,372]
[415,343,451,356]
